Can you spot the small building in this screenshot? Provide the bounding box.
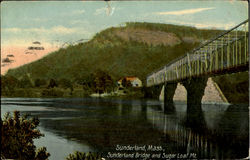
[117,76,142,88]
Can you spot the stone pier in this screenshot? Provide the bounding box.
[163,82,177,112]
[182,77,208,128]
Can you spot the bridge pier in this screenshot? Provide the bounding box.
[144,85,162,99]
[164,82,177,112]
[182,77,208,129]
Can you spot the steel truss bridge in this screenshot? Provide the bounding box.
[146,20,249,87]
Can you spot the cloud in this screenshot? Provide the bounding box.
[94,7,106,15]
[2,25,93,48]
[70,20,89,25]
[1,38,58,48]
[31,18,49,22]
[94,6,116,16]
[155,7,215,16]
[2,26,83,35]
[59,9,85,17]
[3,28,21,33]
[166,20,236,30]
[194,22,235,30]
[51,26,76,34]
[72,9,85,15]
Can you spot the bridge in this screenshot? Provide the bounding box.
[146,20,249,114]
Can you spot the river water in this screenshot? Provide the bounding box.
[1,97,249,159]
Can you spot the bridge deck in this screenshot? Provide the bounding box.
[147,20,249,87]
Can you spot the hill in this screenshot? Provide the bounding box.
[6,22,223,81]
[5,22,248,103]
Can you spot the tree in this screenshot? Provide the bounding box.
[35,78,47,87]
[19,75,33,88]
[66,151,101,160]
[47,79,57,88]
[1,75,19,96]
[93,70,114,94]
[1,111,50,160]
[58,78,73,95]
[75,74,95,91]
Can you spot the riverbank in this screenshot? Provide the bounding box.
[1,87,145,99]
[1,72,249,105]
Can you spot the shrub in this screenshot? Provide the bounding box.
[1,111,50,160]
[47,79,58,88]
[58,78,74,95]
[41,88,64,97]
[35,78,47,87]
[19,75,33,88]
[1,75,19,96]
[66,151,102,160]
[13,89,37,97]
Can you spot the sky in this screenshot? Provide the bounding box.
[1,1,248,74]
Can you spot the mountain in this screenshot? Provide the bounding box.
[5,22,248,103]
[6,22,223,82]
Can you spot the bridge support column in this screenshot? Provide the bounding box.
[164,82,177,113]
[145,85,162,99]
[183,77,208,130]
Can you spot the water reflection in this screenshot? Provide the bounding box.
[34,127,90,160]
[214,104,249,159]
[139,101,248,159]
[1,98,248,159]
[184,104,207,134]
[140,100,147,120]
[164,103,248,159]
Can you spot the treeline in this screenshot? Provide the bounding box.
[1,70,117,98]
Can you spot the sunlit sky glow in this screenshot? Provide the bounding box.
[1,1,248,74]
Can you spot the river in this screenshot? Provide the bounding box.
[1,97,249,159]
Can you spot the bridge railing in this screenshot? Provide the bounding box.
[147,20,248,87]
